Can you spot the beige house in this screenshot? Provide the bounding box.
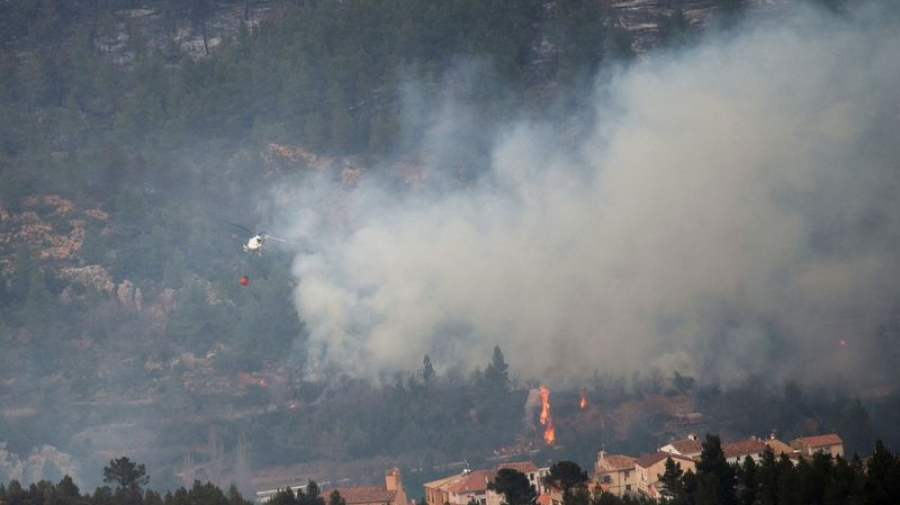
[498,461,548,495]
[331,468,408,505]
[661,433,799,465]
[721,439,770,465]
[658,433,703,460]
[633,452,696,499]
[424,474,459,505]
[259,468,407,505]
[541,484,564,505]
[484,461,550,505]
[764,436,795,457]
[790,434,844,458]
[425,469,497,505]
[448,469,496,505]
[593,451,637,497]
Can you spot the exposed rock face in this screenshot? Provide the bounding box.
[264,143,335,170]
[58,265,117,295]
[87,2,277,66]
[0,196,104,262]
[154,288,177,315]
[1,197,173,326]
[138,287,177,332]
[115,279,151,311]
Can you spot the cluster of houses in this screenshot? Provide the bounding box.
[596,432,843,499]
[266,432,843,504]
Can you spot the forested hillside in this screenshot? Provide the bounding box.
[3,0,899,497]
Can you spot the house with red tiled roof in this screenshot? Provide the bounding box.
[633,452,696,499]
[593,451,637,497]
[483,461,550,505]
[498,461,549,495]
[257,468,406,504]
[790,434,844,458]
[763,436,794,457]
[659,433,703,460]
[425,469,497,505]
[330,468,408,505]
[448,469,496,505]
[422,461,551,505]
[721,438,769,465]
[498,461,538,473]
[424,474,459,505]
[661,433,799,465]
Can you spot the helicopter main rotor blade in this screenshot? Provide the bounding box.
[221,219,256,235]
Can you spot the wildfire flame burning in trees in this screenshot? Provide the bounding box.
[539,385,555,445]
[579,389,587,410]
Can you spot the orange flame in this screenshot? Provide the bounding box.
[539,385,555,445]
[579,390,587,410]
[539,386,550,425]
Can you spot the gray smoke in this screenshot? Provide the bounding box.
[283,2,900,387]
[524,388,542,433]
[0,443,82,487]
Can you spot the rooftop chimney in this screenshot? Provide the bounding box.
[385,467,400,491]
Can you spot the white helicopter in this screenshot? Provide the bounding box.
[224,221,288,254]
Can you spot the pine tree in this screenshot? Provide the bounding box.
[103,457,150,491]
[694,434,736,505]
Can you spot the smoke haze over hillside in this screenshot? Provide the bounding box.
[283,2,900,387]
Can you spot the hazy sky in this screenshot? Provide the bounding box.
[281,2,900,388]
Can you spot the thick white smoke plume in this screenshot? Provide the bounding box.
[282,3,900,387]
[0,443,82,487]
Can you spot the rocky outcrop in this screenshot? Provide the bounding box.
[0,195,108,264]
[2,196,178,333]
[58,265,117,295]
[116,279,142,310]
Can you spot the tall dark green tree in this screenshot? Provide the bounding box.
[735,455,757,505]
[864,440,900,505]
[542,461,588,505]
[823,455,865,505]
[658,457,687,505]
[488,468,537,505]
[837,397,873,455]
[752,448,778,505]
[775,456,800,505]
[103,457,150,491]
[56,475,82,505]
[297,481,325,505]
[796,451,832,505]
[267,487,298,505]
[694,434,736,505]
[483,345,509,393]
[327,490,346,505]
[422,355,435,384]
